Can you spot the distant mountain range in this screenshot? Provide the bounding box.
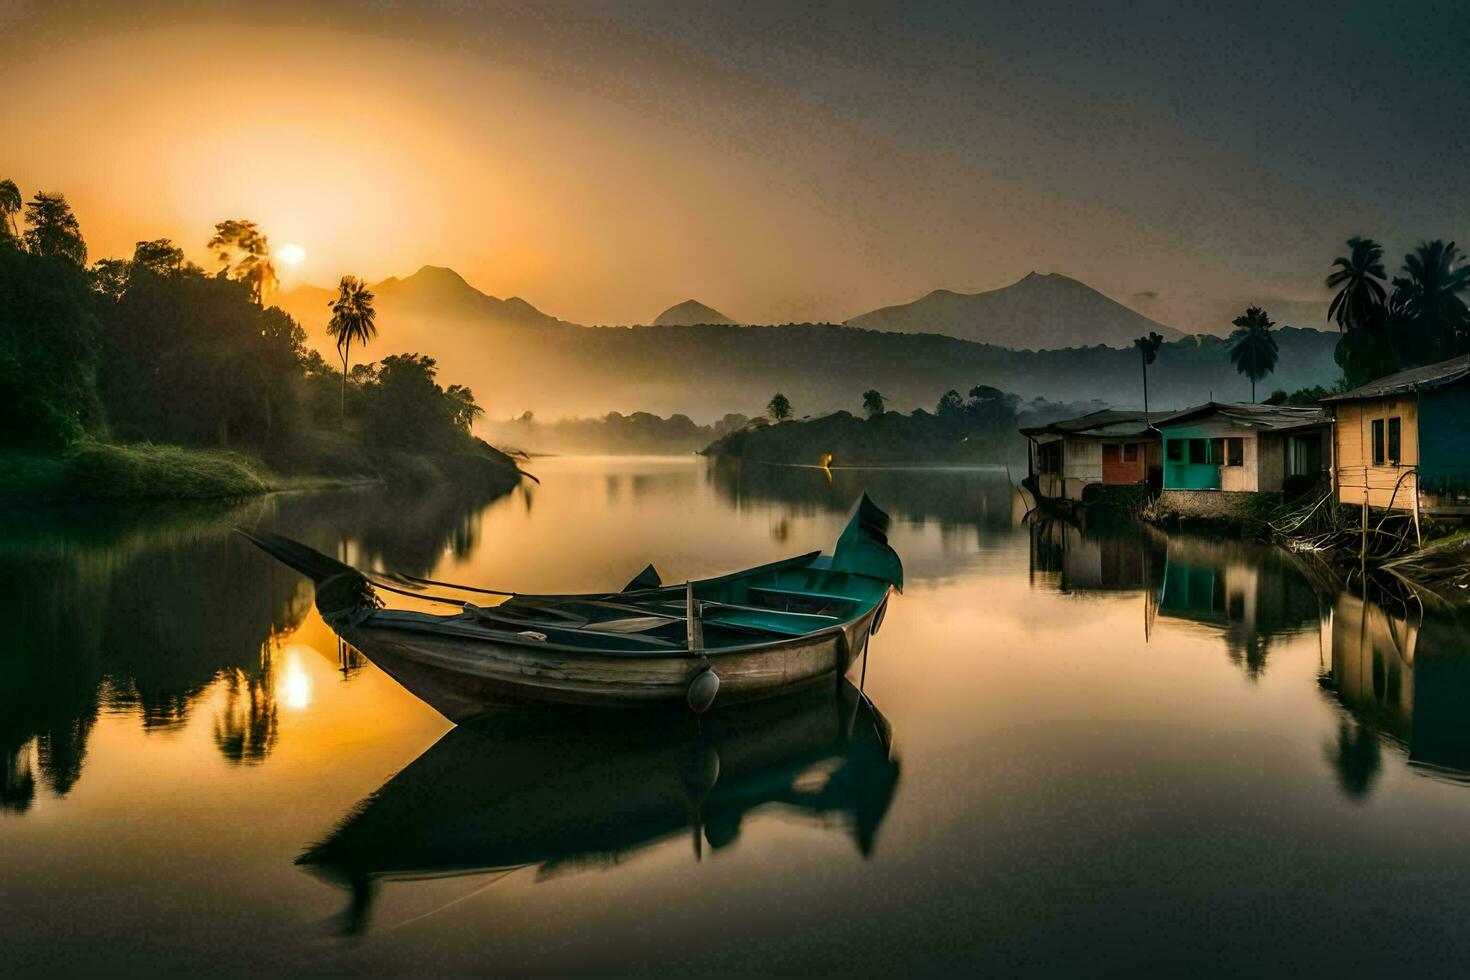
[275,265,1340,423]
[652,299,735,326]
[281,266,1184,350]
[844,272,1184,349]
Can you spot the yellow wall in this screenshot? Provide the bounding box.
[1334,396,1420,510]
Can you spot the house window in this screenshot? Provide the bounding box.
[1167,439,1182,462]
[1387,417,1401,465]
[1287,433,1322,477]
[1038,441,1062,474]
[1124,443,1138,462]
[1372,418,1385,465]
[1227,437,1243,466]
[1188,439,1207,464]
[1103,444,1119,462]
[1210,438,1225,464]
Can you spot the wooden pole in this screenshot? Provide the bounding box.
[1361,484,1369,574]
[1411,467,1422,548]
[685,581,703,655]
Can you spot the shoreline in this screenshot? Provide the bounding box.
[1138,498,1470,607]
[0,441,525,506]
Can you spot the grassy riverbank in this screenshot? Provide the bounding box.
[0,437,526,503]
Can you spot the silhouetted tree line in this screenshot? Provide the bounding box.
[489,409,747,454]
[0,179,486,460]
[708,384,1102,466]
[455,317,1341,422]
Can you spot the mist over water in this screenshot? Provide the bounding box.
[4,456,1470,973]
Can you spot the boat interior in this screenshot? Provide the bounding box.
[365,552,892,653]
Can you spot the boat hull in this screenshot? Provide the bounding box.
[340,600,883,721]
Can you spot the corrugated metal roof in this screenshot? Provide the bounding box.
[1321,353,1470,402]
[1153,402,1329,432]
[1019,409,1172,439]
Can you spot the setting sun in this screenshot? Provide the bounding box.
[276,242,306,266]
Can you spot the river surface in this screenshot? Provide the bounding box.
[5,456,1470,974]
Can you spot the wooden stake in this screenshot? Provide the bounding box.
[1412,468,1423,549]
[1361,486,1369,574]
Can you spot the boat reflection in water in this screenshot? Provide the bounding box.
[1320,595,1470,795]
[298,679,900,935]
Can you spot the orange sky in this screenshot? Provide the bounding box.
[4,3,1464,330]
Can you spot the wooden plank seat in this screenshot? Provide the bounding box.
[701,607,832,637]
[746,585,858,609]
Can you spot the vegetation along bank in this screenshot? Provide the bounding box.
[0,179,527,502]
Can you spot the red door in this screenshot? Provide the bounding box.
[1102,443,1139,483]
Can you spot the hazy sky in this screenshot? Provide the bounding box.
[4,0,1468,331]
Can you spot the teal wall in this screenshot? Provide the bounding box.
[1161,426,1220,490]
[1418,386,1470,497]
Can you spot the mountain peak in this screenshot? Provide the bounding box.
[276,265,569,337]
[652,299,737,326]
[408,264,470,285]
[845,272,1182,350]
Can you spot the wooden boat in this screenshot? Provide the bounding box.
[238,494,902,719]
[297,680,900,934]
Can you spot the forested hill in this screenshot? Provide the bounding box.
[371,317,1340,421]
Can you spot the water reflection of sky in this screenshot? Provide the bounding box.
[5,456,1470,973]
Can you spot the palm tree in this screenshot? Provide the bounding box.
[0,179,21,244]
[1399,240,1470,363]
[1326,236,1395,386]
[326,276,378,425]
[1326,236,1387,333]
[861,389,885,418]
[1134,332,1164,413]
[1228,306,1279,402]
[767,392,792,421]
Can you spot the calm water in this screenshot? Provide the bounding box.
[5,456,1470,974]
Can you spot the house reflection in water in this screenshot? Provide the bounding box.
[1028,519,1165,595]
[1029,524,1321,674]
[1320,595,1470,795]
[1156,536,1322,679]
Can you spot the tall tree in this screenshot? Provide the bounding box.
[1326,236,1394,386]
[22,192,86,265]
[1133,331,1164,413]
[862,389,885,418]
[767,392,792,420]
[1326,236,1387,333]
[208,220,277,305]
[326,276,378,424]
[132,238,188,276]
[444,384,484,433]
[1228,306,1279,402]
[1397,240,1470,365]
[0,179,21,244]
